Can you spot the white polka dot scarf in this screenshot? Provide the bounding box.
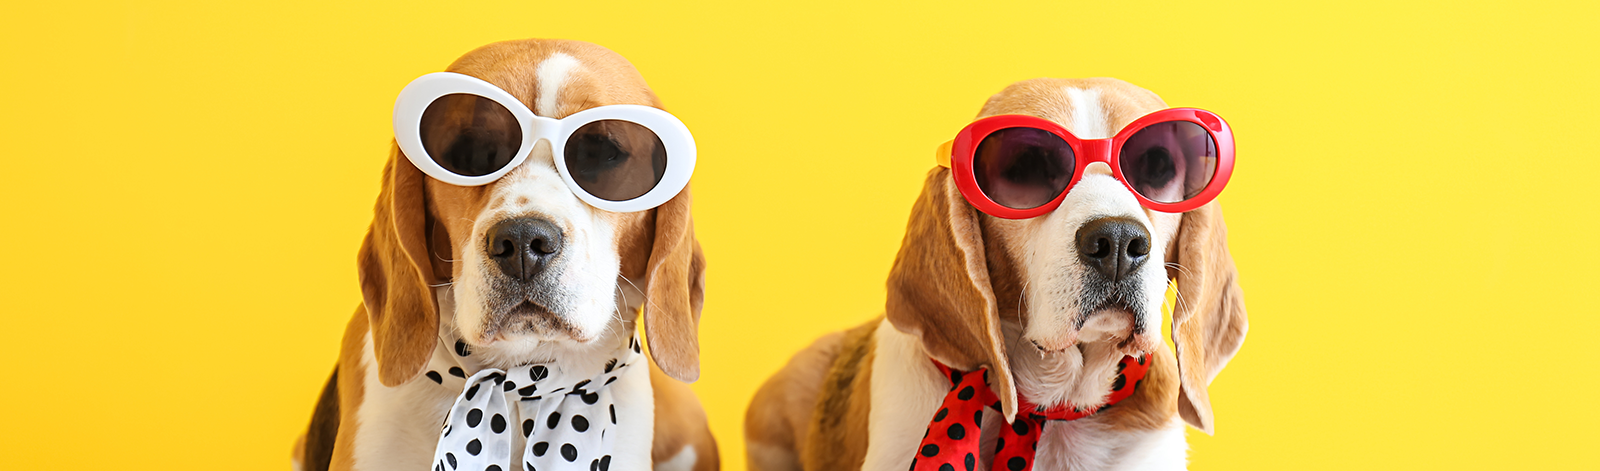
[428,334,642,471]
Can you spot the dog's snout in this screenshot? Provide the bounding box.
[1075,217,1151,282]
[485,217,565,281]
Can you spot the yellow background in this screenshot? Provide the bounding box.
[2,1,1596,469]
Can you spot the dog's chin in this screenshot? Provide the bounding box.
[1029,304,1158,356]
[479,301,595,344]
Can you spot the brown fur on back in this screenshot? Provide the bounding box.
[744,331,844,470]
[299,367,341,471]
[330,308,370,470]
[800,320,879,471]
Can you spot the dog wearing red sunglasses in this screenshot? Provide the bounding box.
[291,39,717,471]
[745,78,1247,471]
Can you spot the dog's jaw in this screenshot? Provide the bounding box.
[437,279,645,372]
[451,142,630,356]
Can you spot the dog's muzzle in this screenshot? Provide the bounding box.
[1069,216,1157,351]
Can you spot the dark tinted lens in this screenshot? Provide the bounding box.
[564,120,667,201]
[973,127,1075,209]
[418,93,521,177]
[1118,121,1217,204]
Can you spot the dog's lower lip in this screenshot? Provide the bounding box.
[505,300,553,318]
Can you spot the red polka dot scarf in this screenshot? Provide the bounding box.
[428,333,643,471]
[910,355,1150,471]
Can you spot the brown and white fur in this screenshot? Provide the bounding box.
[291,39,718,471]
[745,78,1247,471]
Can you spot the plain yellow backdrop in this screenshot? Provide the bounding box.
[3,0,1597,469]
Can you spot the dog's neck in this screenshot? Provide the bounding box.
[433,286,640,375]
[1000,320,1127,410]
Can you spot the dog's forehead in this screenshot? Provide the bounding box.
[977,78,1168,137]
[444,39,659,119]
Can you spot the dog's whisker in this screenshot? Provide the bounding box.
[1169,283,1192,321]
[618,275,665,320]
[1163,262,1195,277]
[603,285,628,333]
[1018,280,1030,315]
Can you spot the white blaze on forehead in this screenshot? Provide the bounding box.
[1065,87,1110,139]
[535,52,581,117]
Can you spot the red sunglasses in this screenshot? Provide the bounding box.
[937,108,1234,218]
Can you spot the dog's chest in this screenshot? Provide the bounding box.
[350,331,657,471]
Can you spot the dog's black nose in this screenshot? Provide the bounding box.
[1075,217,1151,282]
[485,217,564,281]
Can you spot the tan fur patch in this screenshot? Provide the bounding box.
[800,319,880,471]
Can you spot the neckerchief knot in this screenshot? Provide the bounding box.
[429,334,644,471]
[910,355,1150,471]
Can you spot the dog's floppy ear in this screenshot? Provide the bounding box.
[357,145,439,387]
[1168,200,1248,434]
[642,185,707,383]
[886,168,1018,420]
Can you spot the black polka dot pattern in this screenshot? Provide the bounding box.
[947,423,965,440]
[911,355,1152,471]
[1006,457,1026,471]
[430,334,642,471]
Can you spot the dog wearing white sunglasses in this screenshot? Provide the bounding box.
[291,39,716,471]
[745,78,1247,471]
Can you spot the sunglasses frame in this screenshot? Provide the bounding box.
[394,72,696,213]
[942,108,1234,219]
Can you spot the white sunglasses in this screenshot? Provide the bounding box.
[393,72,696,213]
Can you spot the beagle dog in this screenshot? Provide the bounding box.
[292,39,717,471]
[745,78,1247,471]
